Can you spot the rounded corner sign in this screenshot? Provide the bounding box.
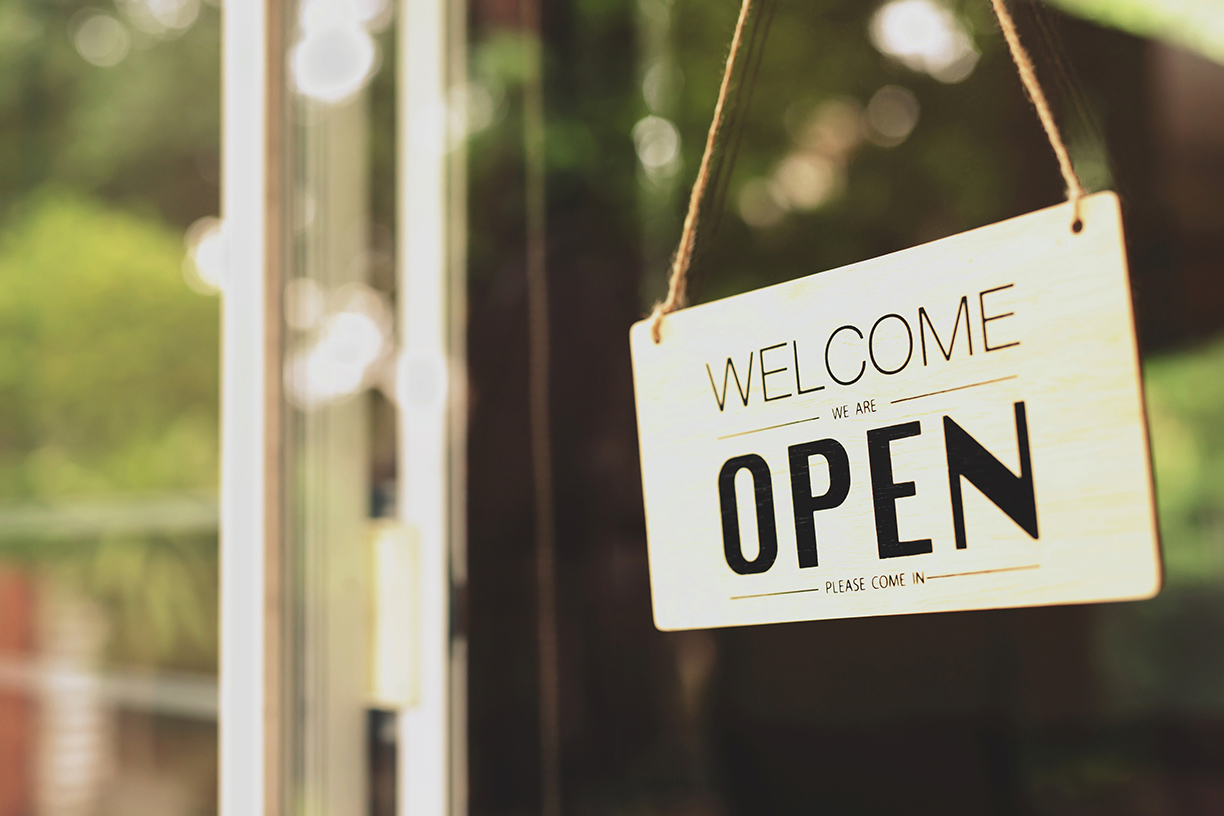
[630,192,1162,632]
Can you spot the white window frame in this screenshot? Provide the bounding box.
[220,1,464,814]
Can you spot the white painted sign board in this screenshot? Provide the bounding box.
[630,192,1161,631]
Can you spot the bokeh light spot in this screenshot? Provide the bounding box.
[869,0,979,83]
[73,14,131,68]
[291,1,379,104]
[632,115,682,180]
[773,154,840,211]
[866,85,920,146]
[738,178,787,229]
[183,217,228,294]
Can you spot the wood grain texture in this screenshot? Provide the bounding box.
[630,193,1161,631]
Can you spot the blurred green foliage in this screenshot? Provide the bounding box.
[0,1,220,671]
[77,530,218,670]
[0,0,220,227]
[1146,341,1224,585]
[0,191,219,670]
[0,192,218,499]
[1046,0,1224,65]
[1092,341,1224,714]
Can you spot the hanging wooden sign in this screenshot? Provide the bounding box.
[630,192,1161,631]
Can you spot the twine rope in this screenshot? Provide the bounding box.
[989,0,1085,226]
[649,0,756,344]
[649,0,1087,344]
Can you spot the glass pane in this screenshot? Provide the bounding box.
[0,2,221,815]
[461,0,1224,813]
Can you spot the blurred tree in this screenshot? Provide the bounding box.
[0,0,220,227]
[0,191,217,498]
[0,191,219,670]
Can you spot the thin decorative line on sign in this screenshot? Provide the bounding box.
[717,414,820,440]
[891,375,1018,405]
[731,586,822,600]
[927,564,1040,580]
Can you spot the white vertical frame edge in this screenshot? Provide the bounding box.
[399,0,455,813]
[221,1,271,814]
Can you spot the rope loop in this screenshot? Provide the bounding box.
[651,0,1088,344]
[988,0,1086,230]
